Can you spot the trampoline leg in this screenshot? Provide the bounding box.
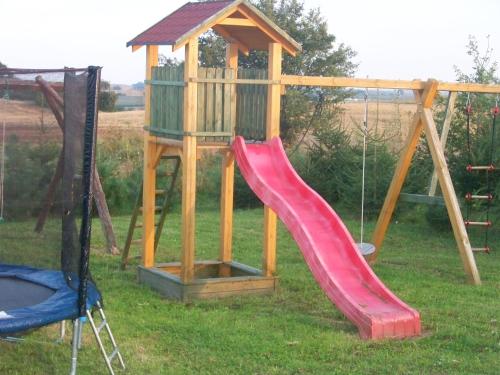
[87,303,125,375]
[57,321,66,344]
[77,318,84,349]
[70,319,82,375]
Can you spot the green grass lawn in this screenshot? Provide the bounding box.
[1,207,499,374]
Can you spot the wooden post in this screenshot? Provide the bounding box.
[368,82,430,262]
[143,45,159,268]
[263,43,282,277]
[219,43,238,276]
[428,91,457,196]
[180,39,198,283]
[420,106,481,285]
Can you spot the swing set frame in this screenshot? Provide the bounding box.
[281,77,500,286]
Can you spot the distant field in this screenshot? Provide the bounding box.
[0,100,144,142]
[1,99,416,147]
[340,101,416,146]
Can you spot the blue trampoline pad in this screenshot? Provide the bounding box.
[0,264,100,335]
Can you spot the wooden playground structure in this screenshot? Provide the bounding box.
[126,0,499,301]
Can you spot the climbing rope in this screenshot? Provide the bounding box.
[0,120,5,223]
[360,88,368,245]
[465,93,473,224]
[484,95,498,250]
[0,78,9,223]
[357,88,375,256]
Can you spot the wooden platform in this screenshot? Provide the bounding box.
[138,261,278,302]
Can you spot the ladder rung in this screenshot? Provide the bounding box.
[97,320,107,334]
[466,164,496,172]
[132,239,142,244]
[155,189,165,195]
[464,220,492,227]
[465,193,493,201]
[107,348,119,362]
[472,247,491,253]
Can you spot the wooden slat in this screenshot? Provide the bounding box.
[206,68,215,137]
[177,66,185,136]
[197,68,207,142]
[214,68,224,141]
[223,68,233,140]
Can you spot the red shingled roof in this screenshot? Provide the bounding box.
[127,1,234,46]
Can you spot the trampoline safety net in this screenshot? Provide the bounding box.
[0,67,101,317]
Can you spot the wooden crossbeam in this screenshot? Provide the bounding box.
[281,75,500,94]
[219,17,256,27]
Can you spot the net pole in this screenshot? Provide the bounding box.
[0,120,5,221]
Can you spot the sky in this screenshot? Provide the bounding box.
[1,0,499,84]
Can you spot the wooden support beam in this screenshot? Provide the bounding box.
[180,40,199,283]
[219,18,256,27]
[212,25,250,55]
[219,43,238,277]
[143,45,159,268]
[368,88,426,262]
[369,80,481,284]
[263,43,282,277]
[131,45,143,52]
[429,91,457,196]
[421,107,481,285]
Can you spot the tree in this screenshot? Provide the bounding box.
[412,36,500,227]
[99,80,118,112]
[198,0,357,144]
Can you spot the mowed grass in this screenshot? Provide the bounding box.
[0,207,499,374]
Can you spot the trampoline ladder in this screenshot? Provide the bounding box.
[121,155,181,269]
[86,302,125,375]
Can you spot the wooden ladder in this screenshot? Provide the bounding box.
[121,155,181,269]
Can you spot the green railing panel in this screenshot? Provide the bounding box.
[237,69,268,141]
[149,66,267,142]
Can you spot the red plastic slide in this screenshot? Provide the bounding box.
[232,136,420,340]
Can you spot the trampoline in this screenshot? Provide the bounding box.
[0,67,124,374]
[0,264,100,335]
